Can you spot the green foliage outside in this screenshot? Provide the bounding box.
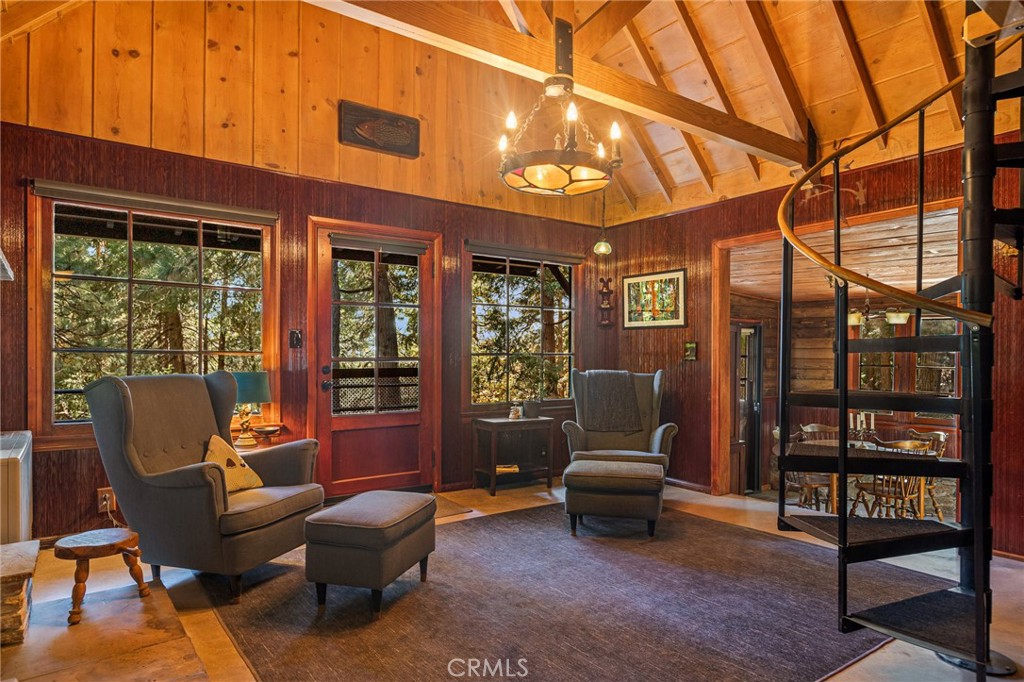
[52,205,263,422]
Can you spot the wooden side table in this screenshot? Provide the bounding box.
[53,528,150,625]
[472,416,555,496]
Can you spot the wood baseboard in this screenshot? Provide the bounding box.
[666,477,712,494]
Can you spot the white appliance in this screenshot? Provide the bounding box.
[1,431,32,543]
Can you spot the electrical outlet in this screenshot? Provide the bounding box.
[97,487,116,514]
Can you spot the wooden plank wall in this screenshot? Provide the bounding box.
[606,132,1023,555]
[0,0,598,226]
[729,292,778,489]
[0,122,613,539]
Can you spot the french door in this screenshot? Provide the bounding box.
[312,219,440,498]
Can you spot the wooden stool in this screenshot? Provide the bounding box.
[53,528,150,625]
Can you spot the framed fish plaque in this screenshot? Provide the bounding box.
[339,100,420,159]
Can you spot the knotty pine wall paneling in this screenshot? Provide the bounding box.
[607,134,1023,555]
[2,0,595,226]
[0,123,607,538]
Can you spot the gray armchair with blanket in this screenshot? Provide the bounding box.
[562,369,679,470]
[84,371,323,600]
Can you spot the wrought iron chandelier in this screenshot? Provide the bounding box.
[498,18,622,197]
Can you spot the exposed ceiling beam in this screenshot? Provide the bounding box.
[0,0,82,40]
[623,21,711,193]
[575,1,650,58]
[733,0,809,144]
[496,0,524,32]
[963,0,1024,47]
[918,0,963,131]
[622,115,673,203]
[507,0,552,42]
[824,1,887,149]
[614,173,637,213]
[670,1,760,181]
[314,1,805,167]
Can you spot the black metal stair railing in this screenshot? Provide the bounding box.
[775,26,1022,682]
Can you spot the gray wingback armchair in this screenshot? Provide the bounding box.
[562,369,679,470]
[84,371,323,600]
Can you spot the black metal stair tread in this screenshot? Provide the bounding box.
[848,335,960,353]
[781,442,968,477]
[991,68,1024,100]
[788,390,959,412]
[996,222,1023,248]
[787,515,962,545]
[845,589,976,660]
[994,208,1024,226]
[995,141,1024,167]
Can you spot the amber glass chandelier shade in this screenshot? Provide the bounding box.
[500,149,612,196]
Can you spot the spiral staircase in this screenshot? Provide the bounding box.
[774,11,1022,681]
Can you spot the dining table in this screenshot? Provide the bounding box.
[794,439,936,517]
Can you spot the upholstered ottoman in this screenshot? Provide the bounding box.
[562,459,665,537]
[305,490,436,619]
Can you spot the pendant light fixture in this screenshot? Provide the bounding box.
[847,276,910,326]
[593,191,612,255]
[498,18,622,197]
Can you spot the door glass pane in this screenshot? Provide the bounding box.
[203,354,262,373]
[334,305,375,358]
[330,361,375,414]
[378,360,418,412]
[378,306,418,358]
[133,215,199,283]
[380,252,419,304]
[333,248,374,302]
[132,352,199,375]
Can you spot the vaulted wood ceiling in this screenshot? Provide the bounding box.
[730,208,960,301]
[2,1,1020,226]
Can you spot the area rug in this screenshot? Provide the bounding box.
[200,506,952,682]
[433,494,472,519]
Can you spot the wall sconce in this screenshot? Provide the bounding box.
[598,277,614,327]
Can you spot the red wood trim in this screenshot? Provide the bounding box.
[709,243,730,495]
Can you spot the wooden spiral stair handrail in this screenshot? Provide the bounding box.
[777,35,1022,331]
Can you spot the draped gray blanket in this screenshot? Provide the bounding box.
[585,369,642,432]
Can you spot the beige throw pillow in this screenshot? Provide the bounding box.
[204,435,264,493]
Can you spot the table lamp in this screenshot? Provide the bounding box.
[233,371,271,449]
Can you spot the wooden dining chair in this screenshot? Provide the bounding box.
[908,429,950,521]
[774,429,832,510]
[799,423,839,440]
[850,438,933,519]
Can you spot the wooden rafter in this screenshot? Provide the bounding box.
[496,0,523,32]
[574,1,650,58]
[315,0,806,167]
[733,0,809,144]
[670,2,759,180]
[508,0,552,41]
[622,115,673,203]
[918,0,963,130]
[624,19,712,193]
[0,0,82,40]
[614,173,637,213]
[824,0,887,149]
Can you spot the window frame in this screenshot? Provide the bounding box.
[461,247,577,413]
[27,192,280,451]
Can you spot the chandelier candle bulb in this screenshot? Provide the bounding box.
[566,102,578,151]
[499,135,508,153]
[597,142,605,158]
[610,121,622,160]
[505,111,517,131]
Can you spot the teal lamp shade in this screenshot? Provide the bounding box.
[233,371,271,405]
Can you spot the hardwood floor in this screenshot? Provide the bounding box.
[3,483,1021,681]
